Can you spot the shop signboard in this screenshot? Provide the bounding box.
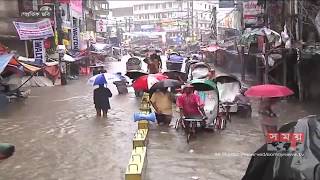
[33,40,46,64]
[71,27,80,50]
[243,0,263,26]
[20,5,55,26]
[96,19,107,32]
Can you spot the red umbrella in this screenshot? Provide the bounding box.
[132,73,168,91]
[245,84,294,98]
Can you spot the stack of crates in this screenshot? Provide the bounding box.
[125,93,151,180]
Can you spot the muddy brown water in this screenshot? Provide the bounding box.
[0,57,318,180]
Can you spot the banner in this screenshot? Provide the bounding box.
[70,0,82,14]
[13,19,54,40]
[243,0,263,26]
[33,40,46,64]
[71,27,80,50]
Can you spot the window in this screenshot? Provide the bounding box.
[145,4,148,10]
[162,13,167,18]
[169,2,172,8]
[156,4,159,9]
[134,6,138,11]
[101,3,108,10]
[139,5,142,10]
[205,4,207,9]
[162,3,166,9]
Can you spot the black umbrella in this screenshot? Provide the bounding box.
[150,79,183,91]
[125,70,148,80]
[163,70,187,82]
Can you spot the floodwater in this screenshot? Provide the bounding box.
[0,56,319,180]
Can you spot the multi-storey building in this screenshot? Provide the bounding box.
[132,1,215,39]
[110,7,133,33]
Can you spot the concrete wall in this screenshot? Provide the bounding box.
[0,0,19,17]
[0,0,19,36]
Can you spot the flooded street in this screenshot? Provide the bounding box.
[0,57,319,180]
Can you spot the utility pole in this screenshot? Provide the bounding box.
[187,0,190,37]
[129,18,132,32]
[54,0,67,85]
[125,18,128,32]
[191,0,194,41]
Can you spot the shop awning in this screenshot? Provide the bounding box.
[0,54,14,74]
[19,62,41,73]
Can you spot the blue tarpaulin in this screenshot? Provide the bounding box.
[0,54,14,74]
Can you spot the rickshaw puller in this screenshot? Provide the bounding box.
[176,84,207,128]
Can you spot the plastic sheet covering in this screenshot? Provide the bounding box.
[191,67,209,79]
[217,82,241,102]
[197,91,219,125]
[242,115,320,180]
[0,54,14,74]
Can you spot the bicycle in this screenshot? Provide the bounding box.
[220,102,232,123]
[175,116,206,143]
[214,102,232,130]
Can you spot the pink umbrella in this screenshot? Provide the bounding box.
[245,84,294,98]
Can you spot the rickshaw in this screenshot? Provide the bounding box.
[215,74,242,120]
[166,53,183,71]
[188,62,211,81]
[175,79,219,143]
[125,56,148,97]
[184,59,199,76]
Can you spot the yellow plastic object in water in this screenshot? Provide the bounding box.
[132,129,148,149]
[125,147,147,180]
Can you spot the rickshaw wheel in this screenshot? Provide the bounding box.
[174,118,181,130]
[187,134,191,144]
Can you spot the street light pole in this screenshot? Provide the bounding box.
[191,0,194,41]
[54,0,67,85]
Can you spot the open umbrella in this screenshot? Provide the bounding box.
[167,54,183,63]
[87,73,121,86]
[150,79,183,91]
[190,79,217,91]
[245,84,294,98]
[132,73,168,91]
[163,70,187,82]
[125,70,148,80]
